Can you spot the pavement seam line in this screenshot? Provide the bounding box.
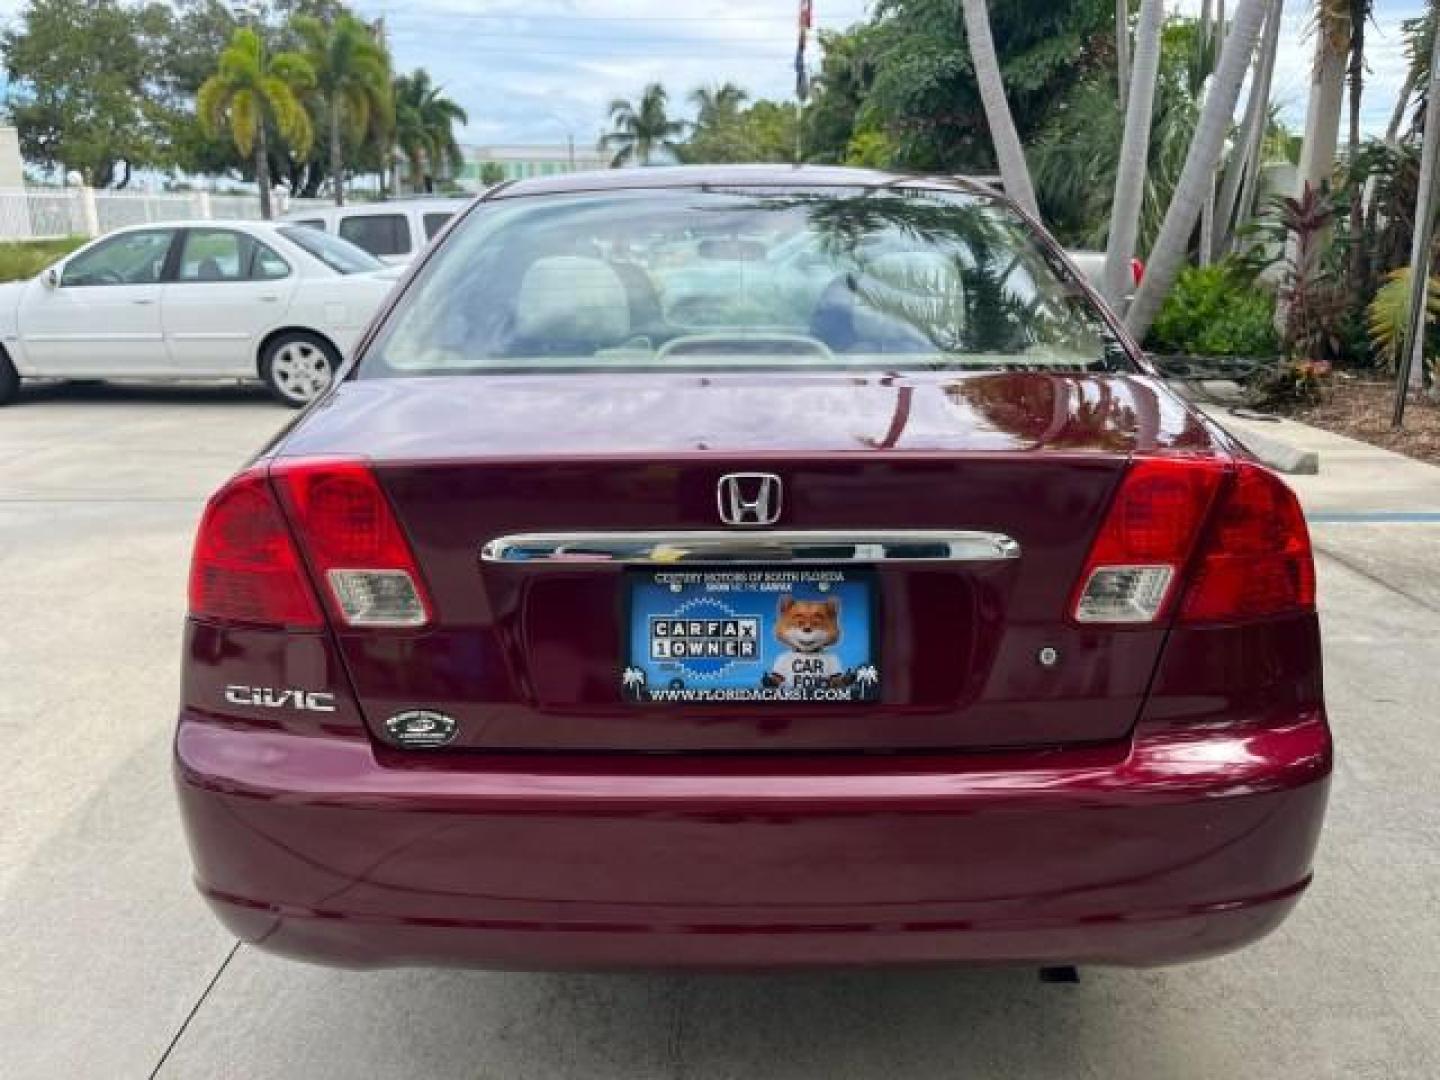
[147,940,241,1079]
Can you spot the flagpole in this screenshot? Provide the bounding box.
[795,0,812,165]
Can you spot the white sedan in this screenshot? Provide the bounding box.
[0,220,402,407]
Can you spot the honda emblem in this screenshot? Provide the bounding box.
[717,473,782,527]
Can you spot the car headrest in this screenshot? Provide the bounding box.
[513,256,631,350]
[812,252,965,354]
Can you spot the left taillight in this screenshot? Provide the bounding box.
[188,469,324,629]
[271,458,432,628]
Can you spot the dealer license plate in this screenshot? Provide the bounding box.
[622,568,880,704]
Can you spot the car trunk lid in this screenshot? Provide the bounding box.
[278,370,1226,752]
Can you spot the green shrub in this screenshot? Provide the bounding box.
[0,237,88,283]
[1146,263,1280,358]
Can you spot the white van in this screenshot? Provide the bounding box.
[282,198,470,265]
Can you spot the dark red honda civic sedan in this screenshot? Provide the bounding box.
[175,166,1330,970]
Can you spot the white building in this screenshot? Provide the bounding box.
[458,143,609,189]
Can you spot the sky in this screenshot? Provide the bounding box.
[344,0,1424,148]
[0,0,1425,150]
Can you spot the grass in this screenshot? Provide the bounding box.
[0,237,88,283]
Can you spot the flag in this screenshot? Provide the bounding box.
[795,0,814,101]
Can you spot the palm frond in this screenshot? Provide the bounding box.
[1369,267,1440,371]
[263,75,313,158]
[230,89,258,157]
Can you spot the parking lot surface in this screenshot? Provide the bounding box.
[3,383,1439,1079]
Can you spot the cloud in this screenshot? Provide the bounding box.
[355,0,870,145]
[0,0,1420,147]
[355,0,1419,147]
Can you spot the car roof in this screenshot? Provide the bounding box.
[489,164,999,201]
[283,198,469,219]
[105,218,283,232]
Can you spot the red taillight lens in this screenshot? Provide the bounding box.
[1180,463,1315,623]
[1130,258,1145,287]
[272,458,431,628]
[188,470,323,628]
[1073,458,1225,624]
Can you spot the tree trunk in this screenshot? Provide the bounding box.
[1233,0,1284,248]
[1104,0,1164,307]
[1275,6,1348,331]
[256,121,273,221]
[1196,0,1225,269]
[1346,11,1368,298]
[1215,0,1283,260]
[1116,0,1131,112]
[1126,0,1269,340]
[959,0,1040,219]
[1296,18,1347,199]
[1199,168,1217,267]
[301,164,324,199]
[330,99,345,207]
[1396,10,1440,419]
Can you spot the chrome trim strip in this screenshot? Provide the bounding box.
[480,531,1021,565]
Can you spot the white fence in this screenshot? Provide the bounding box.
[0,188,330,240]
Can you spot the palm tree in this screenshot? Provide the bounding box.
[1396,6,1440,414]
[293,13,392,206]
[1296,2,1350,201]
[1103,0,1164,307]
[1126,0,1270,340]
[602,84,687,167]
[1271,1,1350,329]
[198,28,314,220]
[1345,0,1375,292]
[1387,8,1436,143]
[394,69,468,194]
[690,82,748,127]
[958,0,1039,218]
[1214,0,1284,259]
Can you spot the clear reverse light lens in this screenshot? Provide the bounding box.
[1075,565,1174,624]
[328,569,427,627]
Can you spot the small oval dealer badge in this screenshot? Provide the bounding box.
[385,709,458,749]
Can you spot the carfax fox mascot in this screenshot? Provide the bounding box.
[763,595,853,692]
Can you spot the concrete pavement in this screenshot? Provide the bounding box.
[3,382,1439,1079]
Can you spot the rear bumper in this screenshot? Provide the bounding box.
[174,710,1331,970]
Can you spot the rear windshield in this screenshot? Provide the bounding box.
[279,226,384,275]
[361,187,1133,376]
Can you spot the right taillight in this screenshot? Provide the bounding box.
[1179,462,1315,623]
[1072,457,1315,627]
[1072,457,1225,624]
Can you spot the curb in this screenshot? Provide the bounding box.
[1190,401,1321,475]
